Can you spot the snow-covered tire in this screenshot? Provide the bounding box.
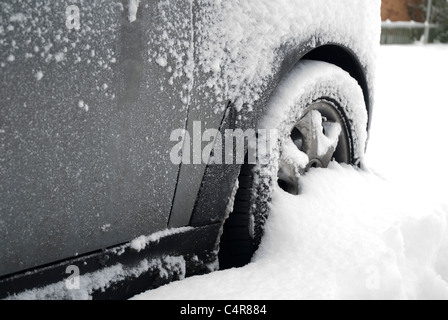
[219,60,369,269]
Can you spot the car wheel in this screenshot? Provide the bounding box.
[218,60,369,269]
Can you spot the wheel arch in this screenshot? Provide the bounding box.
[280,43,372,132]
[188,41,373,229]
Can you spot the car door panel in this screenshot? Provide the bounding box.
[0,0,191,277]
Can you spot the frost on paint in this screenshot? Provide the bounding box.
[128,0,140,23]
[78,100,89,112]
[0,0,120,104]
[101,224,111,233]
[1,0,380,114]
[155,56,168,68]
[261,60,368,158]
[130,227,194,252]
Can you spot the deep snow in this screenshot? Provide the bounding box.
[132,44,448,300]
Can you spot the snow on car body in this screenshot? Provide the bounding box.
[0,0,380,299]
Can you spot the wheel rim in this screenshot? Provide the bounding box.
[277,100,350,195]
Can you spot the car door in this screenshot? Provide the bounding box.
[0,0,193,277]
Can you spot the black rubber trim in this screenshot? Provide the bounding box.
[218,163,256,270]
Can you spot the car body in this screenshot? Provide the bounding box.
[0,0,380,299]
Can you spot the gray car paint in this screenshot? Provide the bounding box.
[0,1,196,277]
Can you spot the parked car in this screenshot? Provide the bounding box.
[0,0,380,299]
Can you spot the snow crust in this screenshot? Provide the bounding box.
[128,0,140,23]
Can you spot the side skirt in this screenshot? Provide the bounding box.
[0,223,221,300]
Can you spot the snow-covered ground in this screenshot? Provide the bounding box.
[132,44,448,300]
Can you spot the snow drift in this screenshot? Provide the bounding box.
[132,45,448,301]
[132,163,448,300]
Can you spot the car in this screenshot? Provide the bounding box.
[0,0,381,299]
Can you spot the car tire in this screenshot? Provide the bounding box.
[218,60,369,270]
